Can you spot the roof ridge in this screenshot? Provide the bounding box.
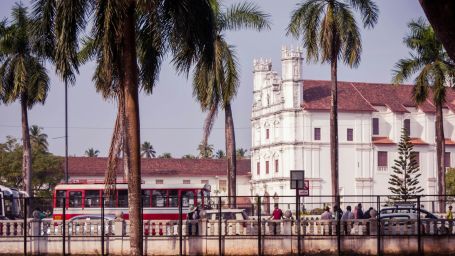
[349,82,377,111]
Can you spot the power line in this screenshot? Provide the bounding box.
[0,124,251,130]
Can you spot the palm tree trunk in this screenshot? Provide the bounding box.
[21,97,32,197]
[330,56,339,207]
[435,101,446,212]
[123,2,142,255]
[225,103,237,208]
[202,104,218,148]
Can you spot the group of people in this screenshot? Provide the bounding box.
[321,203,377,220]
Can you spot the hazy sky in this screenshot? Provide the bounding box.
[0,0,424,157]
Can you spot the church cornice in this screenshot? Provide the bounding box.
[251,141,303,151]
[251,108,301,121]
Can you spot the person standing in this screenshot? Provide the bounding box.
[447,205,453,220]
[357,203,364,219]
[270,203,283,234]
[333,205,343,220]
[321,206,333,220]
[341,206,354,220]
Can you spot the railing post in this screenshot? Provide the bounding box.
[257,196,261,256]
[218,196,222,256]
[337,195,341,256]
[417,196,422,255]
[296,190,300,256]
[101,195,105,256]
[63,197,66,256]
[377,196,381,256]
[179,194,183,256]
[23,197,27,255]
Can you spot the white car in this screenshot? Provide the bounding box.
[203,209,249,221]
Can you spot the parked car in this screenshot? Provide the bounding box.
[67,215,116,235]
[379,206,438,219]
[203,209,249,221]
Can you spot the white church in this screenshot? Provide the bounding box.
[249,47,455,205]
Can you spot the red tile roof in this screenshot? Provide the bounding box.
[67,157,251,177]
[302,80,455,113]
[372,137,395,145]
[410,137,429,145]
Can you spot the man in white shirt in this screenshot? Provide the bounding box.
[320,206,333,220]
[341,206,354,220]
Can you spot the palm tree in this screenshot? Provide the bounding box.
[287,0,378,204]
[31,1,214,254]
[193,1,270,207]
[236,148,248,159]
[0,4,50,197]
[182,154,197,159]
[30,125,49,152]
[198,143,214,158]
[159,153,172,159]
[85,148,100,157]
[215,149,225,159]
[392,18,455,212]
[141,141,156,158]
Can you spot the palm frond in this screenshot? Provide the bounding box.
[336,2,361,67]
[392,58,423,84]
[220,2,271,32]
[347,0,379,29]
[30,0,56,60]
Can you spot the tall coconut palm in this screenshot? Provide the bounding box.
[31,0,214,254]
[30,125,49,152]
[85,148,100,157]
[0,4,50,197]
[141,141,156,158]
[392,18,455,212]
[194,1,270,208]
[287,0,378,204]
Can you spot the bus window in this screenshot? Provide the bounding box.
[152,190,166,207]
[118,190,128,207]
[56,190,66,208]
[169,190,178,207]
[181,190,194,207]
[69,191,82,208]
[84,190,100,208]
[142,190,151,208]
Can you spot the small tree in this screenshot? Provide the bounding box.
[388,128,424,201]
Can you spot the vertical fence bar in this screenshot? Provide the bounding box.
[257,196,261,256]
[63,197,66,256]
[23,197,27,255]
[218,196,222,256]
[337,195,341,256]
[101,195,105,256]
[417,196,422,255]
[296,191,300,256]
[377,196,381,256]
[179,195,183,256]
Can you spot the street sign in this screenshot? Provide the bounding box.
[298,180,310,196]
[290,170,305,189]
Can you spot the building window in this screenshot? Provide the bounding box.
[266,161,269,174]
[372,118,379,135]
[201,180,209,184]
[404,119,410,136]
[314,128,321,141]
[183,180,191,184]
[266,129,270,139]
[378,151,388,171]
[275,159,279,173]
[257,162,260,175]
[219,180,227,192]
[156,179,163,184]
[347,128,353,141]
[411,152,420,167]
[445,152,451,168]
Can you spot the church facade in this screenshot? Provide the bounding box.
[250,47,455,206]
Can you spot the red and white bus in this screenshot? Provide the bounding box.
[52,181,211,220]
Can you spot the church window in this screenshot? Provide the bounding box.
[347,128,353,141]
[372,118,379,135]
[378,151,388,168]
[314,128,321,141]
[266,161,269,174]
[201,180,209,184]
[257,162,260,175]
[275,159,279,173]
[411,152,420,167]
[445,152,451,167]
[266,129,270,139]
[156,179,163,184]
[183,180,191,184]
[404,119,410,136]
